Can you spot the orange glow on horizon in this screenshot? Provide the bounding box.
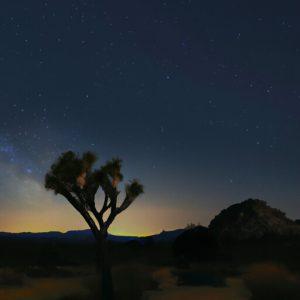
[0,199,214,236]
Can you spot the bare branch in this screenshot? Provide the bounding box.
[116,196,133,214]
[99,194,110,217]
[59,188,99,238]
[104,192,118,228]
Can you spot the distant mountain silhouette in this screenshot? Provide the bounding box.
[0,228,184,243]
[152,229,185,242]
[209,199,300,240]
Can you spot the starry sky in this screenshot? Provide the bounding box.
[0,1,299,235]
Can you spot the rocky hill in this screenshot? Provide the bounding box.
[209,199,300,240]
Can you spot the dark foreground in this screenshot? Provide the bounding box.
[1,237,300,300]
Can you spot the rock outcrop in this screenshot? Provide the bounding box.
[209,199,300,240]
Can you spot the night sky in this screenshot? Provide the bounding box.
[0,1,299,235]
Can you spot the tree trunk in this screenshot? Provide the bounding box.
[96,236,115,300]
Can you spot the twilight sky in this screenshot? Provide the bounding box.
[0,1,299,235]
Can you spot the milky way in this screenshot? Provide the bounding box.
[0,1,300,234]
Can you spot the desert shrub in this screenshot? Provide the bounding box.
[243,263,300,300]
[0,268,25,286]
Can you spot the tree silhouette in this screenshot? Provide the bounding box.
[45,151,144,300]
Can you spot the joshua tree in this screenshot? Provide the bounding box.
[45,151,144,300]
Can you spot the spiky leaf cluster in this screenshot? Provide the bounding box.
[101,158,123,184]
[45,151,98,192]
[125,179,144,199]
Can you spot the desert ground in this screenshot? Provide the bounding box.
[1,237,300,300]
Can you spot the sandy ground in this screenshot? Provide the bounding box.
[143,267,251,300]
[143,278,251,300]
[1,262,300,300]
[0,277,89,300]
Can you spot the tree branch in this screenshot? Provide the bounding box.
[104,192,119,229]
[72,185,105,229]
[99,194,110,217]
[59,188,99,238]
[116,196,134,214]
